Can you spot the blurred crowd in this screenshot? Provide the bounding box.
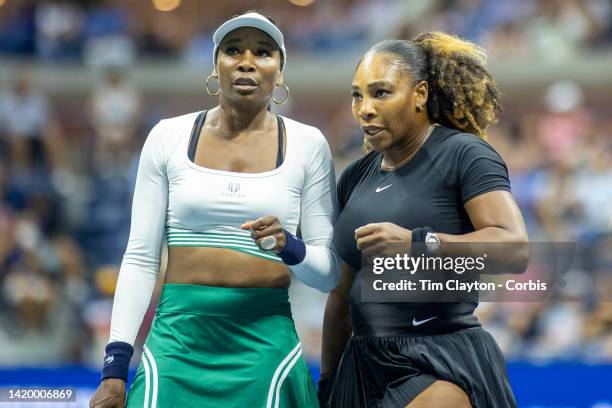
[461,81,612,363]
[0,67,142,365]
[0,0,611,66]
[0,0,611,369]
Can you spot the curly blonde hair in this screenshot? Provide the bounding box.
[364,32,502,139]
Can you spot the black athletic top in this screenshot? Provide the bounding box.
[333,125,511,335]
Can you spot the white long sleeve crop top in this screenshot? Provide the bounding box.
[109,111,341,345]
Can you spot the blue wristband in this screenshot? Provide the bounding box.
[411,227,434,256]
[411,227,433,243]
[101,341,134,381]
[278,230,306,266]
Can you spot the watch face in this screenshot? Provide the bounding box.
[425,232,441,248]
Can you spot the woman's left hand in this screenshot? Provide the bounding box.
[241,216,287,253]
[355,222,412,260]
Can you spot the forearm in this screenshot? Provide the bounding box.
[108,262,158,344]
[435,227,529,274]
[103,119,167,380]
[288,244,341,292]
[320,292,352,378]
[102,260,159,381]
[438,225,527,245]
[293,129,340,292]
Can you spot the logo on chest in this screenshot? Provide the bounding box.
[375,183,392,193]
[228,182,240,193]
[221,182,246,199]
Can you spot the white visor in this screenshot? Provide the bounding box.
[213,12,286,71]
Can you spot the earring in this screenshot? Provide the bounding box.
[416,104,423,112]
[272,84,290,105]
[205,75,220,96]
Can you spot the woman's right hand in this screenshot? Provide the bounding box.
[89,378,126,408]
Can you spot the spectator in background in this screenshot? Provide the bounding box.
[83,2,135,67]
[0,211,58,365]
[89,67,141,171]
[0,70,55,171]
[0,1,36,57]
[532,81,603,242]
[582,273,612,360]
[82,265,118,363]
[534,154,581,241]
[0,218,87,365]
[34,0,84,61]
[182,25,214,66]
[482,20,530,59]
[574,135,612,240]
[524,0,600,62]
[538,80,590,160]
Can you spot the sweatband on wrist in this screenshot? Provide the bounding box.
[411,226,434,256]
[278,230,306,265]
[101,341,134,381]
[411,227,433,243]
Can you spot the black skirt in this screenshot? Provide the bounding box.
[321,327,517,408]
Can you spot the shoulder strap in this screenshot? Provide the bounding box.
[187,110,208,161]
[276,115,285,168]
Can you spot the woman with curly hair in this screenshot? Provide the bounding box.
[319,32,528,407]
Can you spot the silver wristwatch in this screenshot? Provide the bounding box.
[425,232,442,254]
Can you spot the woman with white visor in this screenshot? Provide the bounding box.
[90,11,339,408]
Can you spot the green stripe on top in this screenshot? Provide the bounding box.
[166,226,282,263]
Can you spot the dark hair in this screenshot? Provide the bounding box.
[363,32,502,139]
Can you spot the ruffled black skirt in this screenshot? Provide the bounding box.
[321,327,516,408]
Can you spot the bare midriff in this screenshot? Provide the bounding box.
[165,246,291,288]
[165,110,290,288]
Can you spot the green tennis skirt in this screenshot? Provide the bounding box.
[125,284,318,408]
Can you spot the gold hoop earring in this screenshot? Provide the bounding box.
[206,75,220,96]
[416,104,422,112]
[272,84,290,105]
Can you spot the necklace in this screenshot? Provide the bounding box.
[381,123,437,171]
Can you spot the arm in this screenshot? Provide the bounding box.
[437,190,529,272]
[90,121,168,407]
[356,191,529,274]
[246,132,341,292]
[290,132,341,292]
[320,262,355,379]
[437,138,529,271]
[441,190,527,244]
[109,121,168,346]
[356,139,529,273]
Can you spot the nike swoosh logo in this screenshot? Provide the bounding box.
[412,316,438,326]
[375,184,392,193]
